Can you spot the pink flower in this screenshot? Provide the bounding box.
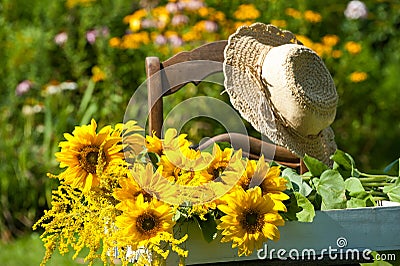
[155,34,167,45]
[86,30,97,45]
[182,0,204,11]
[15,80,32,96]
[171,14,189,26]
[54,32,68,46]
[204,20,218,32]
[166,2,181,13]
[169,35,183,47]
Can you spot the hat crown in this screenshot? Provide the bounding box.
[261,44,338,136]
[284,45,338,112]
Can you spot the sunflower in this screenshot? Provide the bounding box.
[217,186,285,256]
[207,144,234,180]
[114,163,177,206]
[146,133,163,155]
[158,146,212,185]
[55,119,123,193]
[146,128,192,156]
[115,194,175,250]
[249,156,289,211]
[237,159,257,189]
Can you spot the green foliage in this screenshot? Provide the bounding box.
[1,0,400,241]
[282,150,399,222]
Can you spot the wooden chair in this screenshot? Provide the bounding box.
[145,41,307,173]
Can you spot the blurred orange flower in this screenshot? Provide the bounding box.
[349,71,368,82]
[304,10,322,23]
[345,41,362,54]
[234,4,260,20]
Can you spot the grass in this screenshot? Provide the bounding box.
[0,233,103,266]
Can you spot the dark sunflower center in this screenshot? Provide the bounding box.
[212,166,226,179]
[136,212,160,237]
[240,209,263,234]
[78,145,105,174]
[142,217,156,231]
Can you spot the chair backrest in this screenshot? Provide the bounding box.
[145,41,306,173]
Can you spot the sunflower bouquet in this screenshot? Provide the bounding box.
[33,119,400,265]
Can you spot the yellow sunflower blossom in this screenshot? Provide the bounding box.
[114,163,177,207]
[159,146,213,185]
[233,4,260,20]
[114,194,180,258]
[54,119,123,193]
[163,128,192,153]
[119,120,146,158]
[146,133,163,155]
[238,159,257,190]
[217,186,285,256]
[249,156,289,211]
[207,144,234,180]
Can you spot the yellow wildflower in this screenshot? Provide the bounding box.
[91,66,106,82]
[285,8,302,19]
[66,0,94,9]
[322,34,340,47]
[108,37,121,48]
[332,50,343,58]
[270,19,287,28]
[295,35,314,48]
[304,10,322,23]
[349,71,368,83]
[233,4,260,20]
[345,41,362,54]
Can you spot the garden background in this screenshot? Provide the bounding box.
[0,0,399,264]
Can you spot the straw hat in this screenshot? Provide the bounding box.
[223,23,338,165]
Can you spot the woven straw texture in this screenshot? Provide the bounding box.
[223,23,338,165]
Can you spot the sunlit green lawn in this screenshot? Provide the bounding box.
[0,233,103,266]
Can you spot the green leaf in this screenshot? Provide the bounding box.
[345,177,365,193]
[348,191,376,207]
[314,169,347,210]
[387,191,400,203]
[346,197,366,208]
[384,158,400,177]
[331,150,359,178]
[194,213,218,243]
[303,154,328,177]
[293,192,315,222]
[383,182,400,203]
[282,168,312,197]
[280,192,301,221]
